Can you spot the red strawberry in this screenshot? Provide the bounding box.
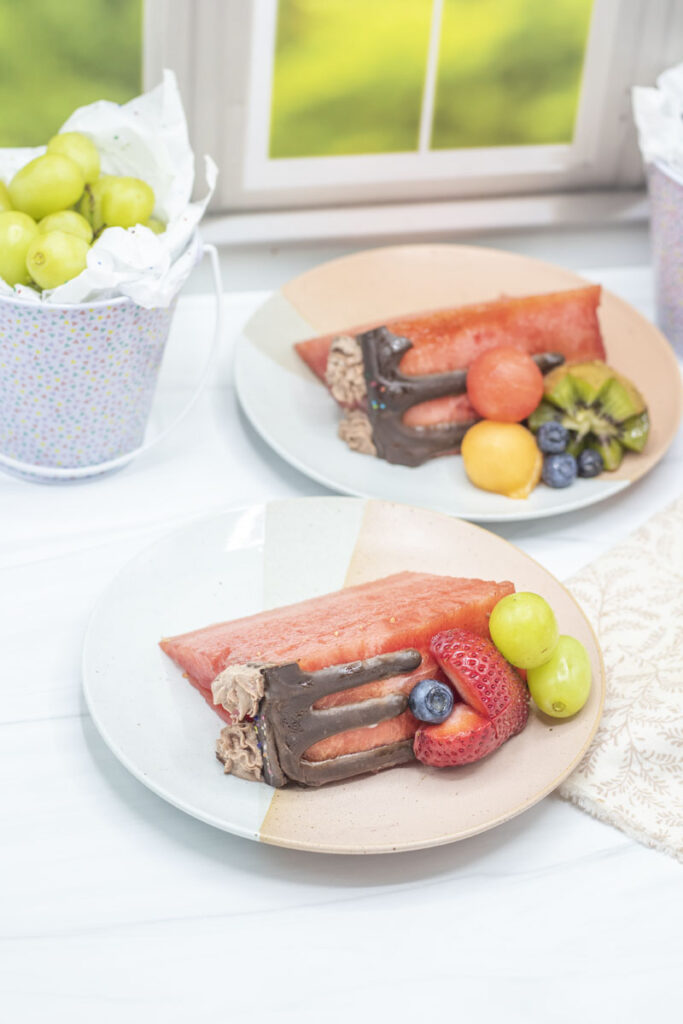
[414,703,499,767]
[431,628,529,739]
[414,629,529,767]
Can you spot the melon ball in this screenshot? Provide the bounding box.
[466,346,544,422]
[461,421,542,499]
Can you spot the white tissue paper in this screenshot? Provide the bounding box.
[632,61,683,183]
[0,69,217,307]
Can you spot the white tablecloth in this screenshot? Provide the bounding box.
[2,267,682,1023]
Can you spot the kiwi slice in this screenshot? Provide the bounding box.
[569,362,613,404]
[588,437,624,472]
[544,372,577,411]
[620,411,650,452]
[527,401,562,432]
[565,435,586,458]
[596,377,644,422]
[529,360,650,472]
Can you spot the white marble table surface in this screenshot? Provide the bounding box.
[2,265,682,1024]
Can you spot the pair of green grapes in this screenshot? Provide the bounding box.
[0,131,163,291]
[489,592,591,717]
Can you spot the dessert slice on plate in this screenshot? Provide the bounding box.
[294,285,606,466]
[160,570,516,787]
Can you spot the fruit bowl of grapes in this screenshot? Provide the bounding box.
[2,141,160,292]
[0,72,221,482]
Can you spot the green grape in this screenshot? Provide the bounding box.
[47,131,100,184]
[0,180,12,212]
[38,210,93,243]
[101,176,155,229]
[9,154,85,221]
[77,177,112,232]
[0,210,39,286]
[25,230,89,290]
[489,591,559,669]
[527,635,591,718]
[146,217,166,234]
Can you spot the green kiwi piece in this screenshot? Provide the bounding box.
[545,361,611,406]
[588,436,623,471]
[571,374,600,405]
[545,372,577,411]
[565,435,586,458]
[534,360,650,472]
[620,411,650,452]
[541,360,650,467]
[527,401,562,432]
[570,364,615,404]
[597,378,644,422]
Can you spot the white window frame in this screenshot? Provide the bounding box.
[243,0,620,193]
[144,0,682,243]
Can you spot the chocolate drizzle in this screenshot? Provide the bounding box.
[256,649,422,787]
[358,326,565,467]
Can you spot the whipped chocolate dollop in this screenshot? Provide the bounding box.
[338,409,377,456]
[216,722,263,782]
[325,334,368,407]
[211,663,265,721]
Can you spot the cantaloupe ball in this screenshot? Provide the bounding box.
[461,421,542,499]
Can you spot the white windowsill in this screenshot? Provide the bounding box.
[202,189,648,249]
[187,191,652,296]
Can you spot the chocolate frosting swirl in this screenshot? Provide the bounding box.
[216,722,263,782]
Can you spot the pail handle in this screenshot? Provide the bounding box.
[0,243,223,481]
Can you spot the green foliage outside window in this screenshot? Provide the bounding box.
[433,0,593,148]
[0,0,142,147]
[271,0,433,157]
[271,0,594,158]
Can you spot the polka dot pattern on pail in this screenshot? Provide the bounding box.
[0,297,176,470]
[648,163,683,354]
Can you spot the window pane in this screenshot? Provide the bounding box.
[0,0,142,147]
[432,0,593,149]
[270,0,432,158]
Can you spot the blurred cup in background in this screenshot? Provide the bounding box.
[646,162,683,355]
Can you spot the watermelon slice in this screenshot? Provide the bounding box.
[160,571,514,779]
[295,285,605,429]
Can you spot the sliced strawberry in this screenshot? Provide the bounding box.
[430,628,529,740]
[414,703,499,767]
[414,629,529,767]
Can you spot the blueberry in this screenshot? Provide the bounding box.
[408,679,454,724]
[542,452,577,488]
[577,448,604,478]
[537,421,569,454]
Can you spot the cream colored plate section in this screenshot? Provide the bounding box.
[237,245,681,520]
[258,498,604,854]
[282,243,582,328]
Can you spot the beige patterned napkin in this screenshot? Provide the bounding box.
[559,495,683,862]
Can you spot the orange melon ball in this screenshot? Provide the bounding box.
[461,421,542,499]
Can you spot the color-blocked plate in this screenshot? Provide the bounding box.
[234,244,682,522]
[83,497,605,854]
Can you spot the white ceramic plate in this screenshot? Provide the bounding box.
[234,244,682,522]
[83,497,605,854]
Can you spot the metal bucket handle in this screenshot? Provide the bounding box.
[0,243,223,481]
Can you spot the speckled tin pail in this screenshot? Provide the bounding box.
[647,162,683,354]
[0,243,222,482]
